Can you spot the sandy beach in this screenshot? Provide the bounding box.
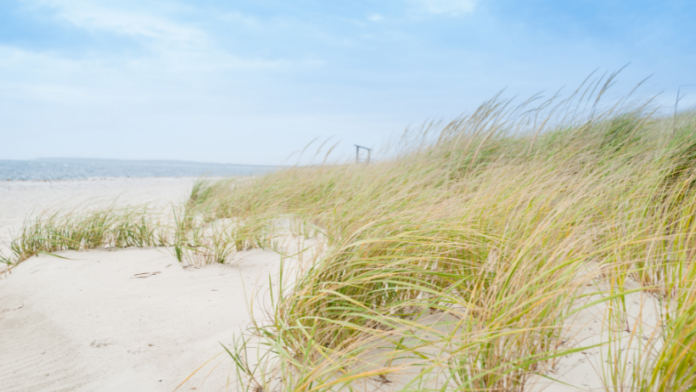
[0,177,673,391]
[2,2,693,390]
[0,178,282,391]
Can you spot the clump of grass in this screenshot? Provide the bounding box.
[5,190,277,268]
[177,75,696,391]
[8,72,696,391]
[172,208,277,267]
[642,286,696,391]
[6,206,171,265]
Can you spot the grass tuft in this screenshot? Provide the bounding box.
[8,75,696,391]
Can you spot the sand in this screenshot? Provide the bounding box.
[0,178,283,391]
[0,178,665,391]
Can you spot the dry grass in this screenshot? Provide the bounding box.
[6,74,696,391]
[185,77,696,391]
[6,205,170,262]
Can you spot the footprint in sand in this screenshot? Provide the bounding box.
[89,339,112,348]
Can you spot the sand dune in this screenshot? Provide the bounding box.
[1,247,280,391]
[0,178,282,391]
[0,178,666,391]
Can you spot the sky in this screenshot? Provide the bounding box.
[0,0,695,165]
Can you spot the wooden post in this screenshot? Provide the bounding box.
[354,145,372,164]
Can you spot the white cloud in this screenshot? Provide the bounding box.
[24,0,207,47]
[13,1,321,73]
[368,14,384,22]
[18,1,323,72]
[407,0,478,16]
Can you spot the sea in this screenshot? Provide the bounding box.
[0,158,278,181]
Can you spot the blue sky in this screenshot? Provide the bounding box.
[1,0,694,164]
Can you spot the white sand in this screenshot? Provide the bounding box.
[528,277,663,392]
[0,178,282,391]
[0,178,665,391]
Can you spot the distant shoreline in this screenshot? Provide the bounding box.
[24,157,280,168]
[0,176,230,183]
[0,158,280,181]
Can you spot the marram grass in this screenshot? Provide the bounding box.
[186,89,696,390]
[6,78,696,391]
[7,205,170,261]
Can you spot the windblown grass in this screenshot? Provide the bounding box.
[182,77,696,391]
[6,74,696,391]
[3,189,277,268]
[8,205,170,262]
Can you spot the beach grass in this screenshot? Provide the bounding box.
[6,75,696,391]
[7,205,170,262]
[182,79,696,390]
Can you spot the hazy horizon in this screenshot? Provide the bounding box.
[2,157,281,166]
[0,156,279,180]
